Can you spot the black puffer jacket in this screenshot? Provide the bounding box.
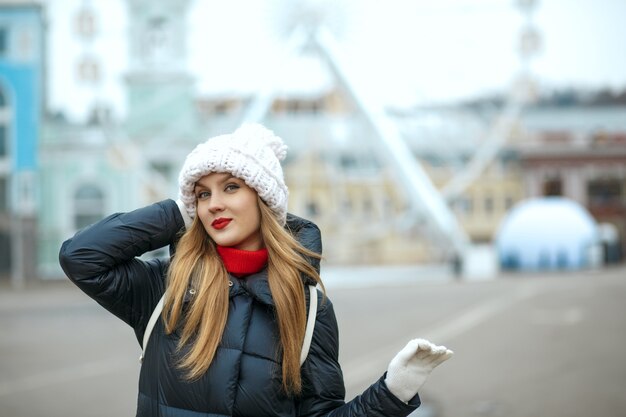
[59,199,420,417]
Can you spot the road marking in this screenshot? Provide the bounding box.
[422,284,538,342]
[0,357,136,397]
[343,283,539,394]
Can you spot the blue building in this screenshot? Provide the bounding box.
[0,4,44,283]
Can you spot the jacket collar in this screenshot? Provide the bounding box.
[229,269,274,306]
[229,269,317,307]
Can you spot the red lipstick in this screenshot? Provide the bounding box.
[211,218,232,230]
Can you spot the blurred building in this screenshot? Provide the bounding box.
[515,105,626,263]
[39,0,196,278]
[392,102,626,266]
[0,3,44,283]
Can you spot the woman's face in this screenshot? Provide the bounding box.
[194,172,263,251]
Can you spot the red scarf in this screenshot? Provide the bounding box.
[216,246,268,277]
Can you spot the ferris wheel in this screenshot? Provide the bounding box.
[238,0,541,274]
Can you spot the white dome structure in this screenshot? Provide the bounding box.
[496,197,599,270]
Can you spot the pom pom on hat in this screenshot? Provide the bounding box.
[178,123,289,225]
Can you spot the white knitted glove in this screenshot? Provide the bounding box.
[175,199,193,229]
[385,338,454,402]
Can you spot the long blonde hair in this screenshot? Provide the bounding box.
[163,196,323,395]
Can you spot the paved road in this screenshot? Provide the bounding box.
[1,266,625,417]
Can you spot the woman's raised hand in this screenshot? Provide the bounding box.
[384,338,453,402]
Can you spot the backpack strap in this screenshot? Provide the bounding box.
[139,293,165,363]
[140,285,319,365]
[300,285,318,366]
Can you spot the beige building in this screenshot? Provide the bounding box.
[423,159,525,244]
[284,152,433,265]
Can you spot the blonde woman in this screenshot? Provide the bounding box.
[60,124,452,417]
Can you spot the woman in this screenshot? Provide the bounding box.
[59,123,452,417]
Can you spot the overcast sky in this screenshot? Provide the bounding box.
[187,0,626,101]
[45,0,626,121]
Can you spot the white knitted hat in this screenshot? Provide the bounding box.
[178,123,289,225]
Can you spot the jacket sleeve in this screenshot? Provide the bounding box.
[297,294,420,417]
[58,199,185,341]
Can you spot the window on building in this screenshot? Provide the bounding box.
[484,196,494,214]
[15,25,34,62]
[454,197,473,214]
[0,126,6,158]
[306,201,319,217]
[286,100,300,114]
[74,184,104,229]
[0,231,10,274]
[363,198,374,216]
[147,17,168,47]
[588,178,622,207]
[0,86,8,158]
[0,27,7,56]
[142,16,171,65]
[76,8,96,39]
[310,99,322,114]
[214,102,231,115]
[0,176,7,213]
[505,196,515,210]
[339,154,358,170]
[383,197,394,215]
[333,153,380,175]
[77,57,100,83]
[150,161,172,180]
[543,178,562,196]
[341,198,353,213]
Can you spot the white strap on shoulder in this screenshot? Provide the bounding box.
[139,293,165,363]
[300,285,317,366]
[140,285,318,365]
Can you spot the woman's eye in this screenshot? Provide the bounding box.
[197,191,210,199]
[225,183,240,192]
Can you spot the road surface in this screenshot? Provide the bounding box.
[1,265,624,417]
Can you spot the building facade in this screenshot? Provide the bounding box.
[0,3,43,283]
[38,0,197,278]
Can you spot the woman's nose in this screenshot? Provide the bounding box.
[208,194,225,213]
